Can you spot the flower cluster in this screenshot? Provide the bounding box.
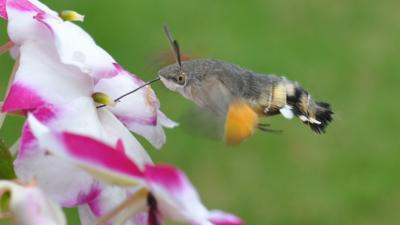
[0,0,243,225]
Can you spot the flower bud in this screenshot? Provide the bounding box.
[59,10,85,22]
[92,92,115,106]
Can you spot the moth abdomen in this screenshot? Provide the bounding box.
[247,74,333,134]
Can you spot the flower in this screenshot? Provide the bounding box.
[14,97,151,207]
[0,0,176,148]
[0,0,177,212]
[0,180,66,225]
[27,114,244,225]
[0,1,244,225]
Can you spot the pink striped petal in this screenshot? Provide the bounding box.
[61,132,144,183]
[2,82,45,113]
[2,41,92,113]
[26,112,146,187]
[15,98,105,207]
[145,165,244,225]
[94,69,158,124]
[94,68,177,148]
[144,164,209,223]
[97,109,152,168]
[15,127,99,208]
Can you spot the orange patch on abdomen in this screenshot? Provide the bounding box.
[224,100,258,145]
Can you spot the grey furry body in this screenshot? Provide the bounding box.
[158,58,333,133]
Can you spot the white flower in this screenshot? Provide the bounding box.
[0,180,66,225]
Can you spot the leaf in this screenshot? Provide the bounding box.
[0,139,16,180]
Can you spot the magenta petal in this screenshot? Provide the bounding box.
[61,132,144,179]
[145,164,185,193]
[0,0,6,19]
[115,139,125,153]
[2,82,46,113]
[144,164,211,223]
[76,183,102,206]
[18,105,58,158]
[18,123,38,159]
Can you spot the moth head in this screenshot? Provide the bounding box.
[158,63,189,92]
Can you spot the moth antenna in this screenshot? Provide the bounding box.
[163,25,182,70]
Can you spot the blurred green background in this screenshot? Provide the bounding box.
[1,0,400,224]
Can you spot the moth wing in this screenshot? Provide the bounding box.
[180,106,225,141]
[189,76,234,116]
[185,76,259,145]
[180,76,232,140]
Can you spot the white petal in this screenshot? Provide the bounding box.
[36,13,117,79]
[94,71,158,127]
[130,123,167,150]
[94,70,176,148]
[6,0,116,80]
[157,110,179,128]
[46,97,104,138]
[26,112,50,139]
[78,186,146,225]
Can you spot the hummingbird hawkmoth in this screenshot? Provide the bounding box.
[157,25,334,145]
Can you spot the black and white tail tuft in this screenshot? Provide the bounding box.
[285,86,334,134]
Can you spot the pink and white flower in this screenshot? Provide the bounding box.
[0,0,176,214]
[0,1,243,225]
[0,180,66,225]
[14,97,151,207]
[27,114,244,225]
[0,0,176,148]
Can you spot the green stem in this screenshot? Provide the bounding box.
[0,139,16,180]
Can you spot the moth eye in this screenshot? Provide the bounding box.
[176,73,186,85]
